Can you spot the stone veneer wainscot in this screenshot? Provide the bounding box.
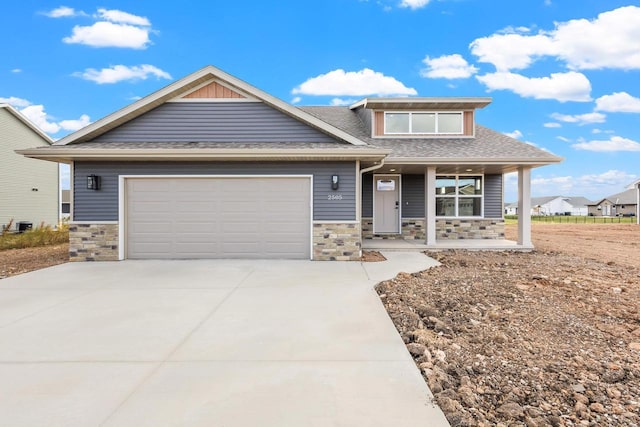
[436,219,505,240]
[313,222,361,261]
[361,218,426,240]
[69,223,119,261]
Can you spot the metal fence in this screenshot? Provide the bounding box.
[504,215,636,224]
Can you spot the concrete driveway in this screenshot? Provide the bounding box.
[0,253,449,427]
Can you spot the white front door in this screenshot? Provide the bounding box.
[373,175,400,233]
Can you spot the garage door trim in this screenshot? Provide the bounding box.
[118,174,314,260]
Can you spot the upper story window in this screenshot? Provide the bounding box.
[384,112,463,135]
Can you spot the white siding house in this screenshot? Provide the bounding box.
[0,105,59,230]
[506,196,591,216]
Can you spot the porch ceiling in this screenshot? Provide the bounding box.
[366,163,530,175]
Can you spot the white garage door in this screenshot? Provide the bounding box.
[125,177,311,259]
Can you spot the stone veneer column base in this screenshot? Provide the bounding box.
[69,223,119,261]
[313,222,361,261]
[436,219,505,240]
[361,218,425,240]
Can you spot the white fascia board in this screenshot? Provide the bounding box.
[55,65,368,147]
[386,156,564,165]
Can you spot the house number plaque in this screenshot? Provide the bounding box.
[327,194,343,200]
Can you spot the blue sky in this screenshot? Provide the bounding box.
[2,0,639,202]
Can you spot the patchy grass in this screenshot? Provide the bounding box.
[0,222,69,251]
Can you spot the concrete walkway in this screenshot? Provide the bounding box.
[0,253,448,427]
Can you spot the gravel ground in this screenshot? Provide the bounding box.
[378,224,640,426]
[0,243,69,279]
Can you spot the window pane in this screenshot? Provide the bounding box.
[412,113,436,133]
[435,176,456,195]
[377,179,395,191]
[438,113,462,133]
[458,177,482,195]
[436,197,456,216]
[385,113,410,133]
[458,197,481,216]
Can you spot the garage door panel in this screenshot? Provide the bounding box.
[126,177,310,259]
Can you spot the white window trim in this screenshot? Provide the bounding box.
[435,174,484,218]
[384,111,464,135]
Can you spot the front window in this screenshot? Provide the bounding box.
[384,112,463,134]
[436,175,483,217]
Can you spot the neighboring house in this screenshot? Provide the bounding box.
[0,104,58,231]
[530,196,591,216]
[587,189,637,217]
[61,189,71,218]
[505,196,590,216]
[19,65,561,261]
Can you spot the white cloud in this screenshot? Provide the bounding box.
[74,65,172,84]
[330,98,357,106]
[420,54,478,79]
[0,96,32,107]
[43,6,85,18]
[504,130,523,139]
[531,170,638,196]
[556,136,571,142]
[400,0,430,10]
[591,128,614,135]
[476,71,591,102]
[11,68,22,73]
[572,136,640,152]
[550,112,606,125]
[292,68,417,96]
[59,114,91,131]
[96,8,150,26]
[543,122,561,128]
[291,96,302,104]
[470,6,640,71]
[20,105,61,134]
[63,21,151,49]
[1,98,91,135]
[595,92,640,113]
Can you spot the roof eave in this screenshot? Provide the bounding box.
[0,104,54,144]
[17,147,390,163]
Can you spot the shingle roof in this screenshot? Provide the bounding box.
[300,106,561,162]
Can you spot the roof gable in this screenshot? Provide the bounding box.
[55,65,367,146]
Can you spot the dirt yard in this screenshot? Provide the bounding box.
[378,223,640,426]
[0,243,69,279]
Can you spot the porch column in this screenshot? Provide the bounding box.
[517,166,532,247]
[425,166,437,245]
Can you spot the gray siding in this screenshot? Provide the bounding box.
[354,106,372,136]
[362,174,424,218]
[362,174,373,217]
[73,161,355,221]
[401,174,425,217]
[484,174,503,218]
[92,102,337,143]
[363,172,502,219]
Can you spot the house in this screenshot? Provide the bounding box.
[587,188,637,217]
[506,196,591,216]
[0,104,59,231]
[61,189,71,218]
[531,196,591,216]
[18,65,561,261]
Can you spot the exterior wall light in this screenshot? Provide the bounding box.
[331,175,339,190]
[87,174,101,190]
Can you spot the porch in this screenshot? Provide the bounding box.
[362,238,533,252]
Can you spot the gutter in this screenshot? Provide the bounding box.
[356,159,386,222]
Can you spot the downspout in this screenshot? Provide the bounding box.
[356,159,386,224]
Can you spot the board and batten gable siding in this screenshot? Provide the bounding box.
[362,173,502,219]
[0,108,58,228]
[91,102,338,143]
[73,161,356,222]
[483,174,503,218]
